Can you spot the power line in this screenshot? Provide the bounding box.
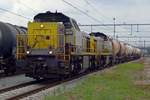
[79,23,150,26]
[0,7,31,20]
[118,36,150,38]
[121,40,150,42]
[80,23,150,33]
[62,0,111,30]
[17,1,37,14]
[62,0,102,23]
[83,0,114,32]
[84,0,129,34]
[0,10,11,19]
[72,0,113,28]
[70,0,89,13]
[84,0,112,22]
[116,31,150,33]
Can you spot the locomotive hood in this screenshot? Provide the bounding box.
[89,32,108,40]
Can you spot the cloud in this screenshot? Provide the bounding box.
[0,0,149,24]
[0,0,150,46]
[0,0,72,26]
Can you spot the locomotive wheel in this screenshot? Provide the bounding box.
[70,62,77,75]
[70,61,82,74]
[4,69,9,75]
[11,69,16,75]
[9,65,16,75]
[70,63,75,72]
[70,56,81,74]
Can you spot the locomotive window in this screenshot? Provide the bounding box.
[64,22,72,29]
[72,20,80,31]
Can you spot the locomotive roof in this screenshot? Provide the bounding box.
[34,11,71,23]
[89,32,108,40]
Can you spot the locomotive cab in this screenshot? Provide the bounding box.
[90,32,112,55]
[22,11,83,79]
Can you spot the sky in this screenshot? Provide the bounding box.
[0,0,150,47]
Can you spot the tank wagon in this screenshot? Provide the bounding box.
[0,21,26,74]
[16,11,141,79]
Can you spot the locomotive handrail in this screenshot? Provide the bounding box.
[16,33,99,61]
[16,34,27,60]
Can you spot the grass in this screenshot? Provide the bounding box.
[45,62,150,100]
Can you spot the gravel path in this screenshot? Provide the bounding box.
[21,76,85,100]
[135,57,150,85]
[0,74,34,90]
[143,57,150,79]
[0,84,44,100]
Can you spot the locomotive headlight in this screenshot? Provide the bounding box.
[48,51,53,54]
[40,24,44,28]
[26,51,30,54]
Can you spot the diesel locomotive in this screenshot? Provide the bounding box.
[16,11,141,79]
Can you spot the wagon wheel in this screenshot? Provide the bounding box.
[10,61,16,74]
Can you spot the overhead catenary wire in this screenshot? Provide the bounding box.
[62,0,111,30]
[0,7,32,20]
[62,0,103,23]
[17,0,38,14]
[84,0,113,22]
[84,0,131,35]
[66,0,114,32]
[66,0,127,37]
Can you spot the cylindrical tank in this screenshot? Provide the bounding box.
[135,48,140,55]
[0,21,26,59]
[128,46,133,55]
[124,45,127,56]
[132,47,137,55]
[103,39,113,54]
[137,48,141,56]
[125,45,130,56]
[119,42,126,56]
[111,40,121,56]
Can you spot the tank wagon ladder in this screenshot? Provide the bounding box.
[16,34,27,60]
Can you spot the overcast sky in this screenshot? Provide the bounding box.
[0,0,150,47]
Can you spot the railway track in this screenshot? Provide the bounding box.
[0,68,97,100]
[0,79,70,100]
[0,79,53,100]
[0,60,141,100]
[0,65,121,100]
[0,80,41,94]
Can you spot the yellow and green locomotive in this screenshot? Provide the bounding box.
[16,11,141,79]
[16,11,100,79]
